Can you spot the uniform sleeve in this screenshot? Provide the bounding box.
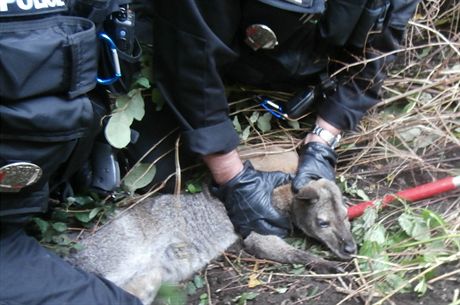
[152,0,242,156]
[317,0,421,131]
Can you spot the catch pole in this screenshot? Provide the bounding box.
[348,176,460,220]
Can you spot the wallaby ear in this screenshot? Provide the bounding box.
[295,185,319,202]
[318,179,343,203]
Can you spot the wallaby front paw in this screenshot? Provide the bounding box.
[308,259,344,274]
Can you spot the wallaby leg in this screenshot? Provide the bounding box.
[243,232,342,273]
[122,270,163,305]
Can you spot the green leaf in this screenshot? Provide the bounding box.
[128,89,146,121]
[288,120,300,129]
[156,283,187,305]
[51,222,67,233]
[186,281,197,295]
[257,112,272,132]
[135,76,151,89]
[275,287,288,294]
[193,275,204,289]
[72,242,84,251]
[411,220,430,241]
[290,265,306,275]
[356,189,370,201]
[52,234,72,246]
[398,127,421,142]
[414,277,428,296]
[233,115,242,132]
[186,183,202,194]
[402,101,417,113]
[33,218,49,235]
[362,207,378,229]
[115,94,129,109]
[104,111,133,149]
[67,195,94,206]
[364,224,386,245]
[421,209,446,228]
[398,213,414,236]
[75,212,91,223]
[237,292,259,305]
[385,273,408,290]
[241,126,251,141]
[89,207,102,221]
[198,293,208,305]
[122,163,156,193]
[249,111,259,123]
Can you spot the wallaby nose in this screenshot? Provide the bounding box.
[343,242,357,255]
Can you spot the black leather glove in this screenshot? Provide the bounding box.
[292,142,337,193]
[211,161,291,238]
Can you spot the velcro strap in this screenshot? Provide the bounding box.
[0,0,68,18]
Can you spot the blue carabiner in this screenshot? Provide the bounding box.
[259,98,287,120]
[97,32,122,85]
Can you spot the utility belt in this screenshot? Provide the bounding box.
[0,0,141,219]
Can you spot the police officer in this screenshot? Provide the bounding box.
[152,0,421,238]
[0,0,143,304]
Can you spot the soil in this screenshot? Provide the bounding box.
[179,148,460,305]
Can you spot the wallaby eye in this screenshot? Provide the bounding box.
[317,219,330,228]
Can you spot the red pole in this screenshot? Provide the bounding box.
[348,176,460,220]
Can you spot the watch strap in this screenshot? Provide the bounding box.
[311,125,341,149]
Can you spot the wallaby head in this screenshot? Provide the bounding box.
[291,179,357,260]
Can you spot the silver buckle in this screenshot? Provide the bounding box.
[245,24,279,51]
[0,162,42,192]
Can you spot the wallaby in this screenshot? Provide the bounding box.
[69,148,356,305]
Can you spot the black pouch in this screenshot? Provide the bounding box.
[0,94,100,220]
[0,16,98,100]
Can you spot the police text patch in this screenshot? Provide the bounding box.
[0,0,67,17]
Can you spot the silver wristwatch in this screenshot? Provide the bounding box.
[311,125,342,149]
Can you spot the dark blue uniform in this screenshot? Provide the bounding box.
[152,0,421,156]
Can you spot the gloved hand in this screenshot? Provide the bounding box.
[292,142,337,193]
[211,161,291,238]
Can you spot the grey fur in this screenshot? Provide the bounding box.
[68,188,238,305]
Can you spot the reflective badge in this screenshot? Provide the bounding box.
[0,162,42,192]
[245,24,278,51]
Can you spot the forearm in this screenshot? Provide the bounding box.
[203,150,244,185]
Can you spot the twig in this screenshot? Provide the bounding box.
[204,268,213,305]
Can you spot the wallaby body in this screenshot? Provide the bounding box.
[68,190,238,304]
[69,148,356,304]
